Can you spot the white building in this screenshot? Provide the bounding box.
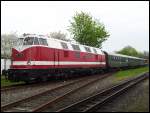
[1,59,11,74]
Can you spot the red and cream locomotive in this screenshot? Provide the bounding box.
[8,34,106,82]
[7,34,147,82]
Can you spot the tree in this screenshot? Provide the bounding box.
[68,11,109,48]
[143,51,149,59]
[116,46,139,57]
[1,32,18,59]
[137,51,149,59]
[49,31,70,42]
[116,46,149,60]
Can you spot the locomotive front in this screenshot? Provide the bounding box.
[7,34,48,82]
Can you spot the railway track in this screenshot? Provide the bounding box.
[1,72,109,92]
[1,73,112,112]
[57,72,149,112]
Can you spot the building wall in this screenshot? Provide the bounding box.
[1,59,11,74]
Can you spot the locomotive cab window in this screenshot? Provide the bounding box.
[39,38,48,46]
[34,37,39,45]
[23,37,34,45]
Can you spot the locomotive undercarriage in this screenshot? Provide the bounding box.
[5,65,146,83]
[6,67,106,82]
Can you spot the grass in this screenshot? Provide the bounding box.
[114,66,149,81]
[1,75,24,87]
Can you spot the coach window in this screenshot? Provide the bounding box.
[23,37,34,45]
[111,56,113,60]
[84,47,91,52]
[113,56,115,60]
[61,42,68,49]
[114,56,116,61]
[72,44,80,51]
[39,38,48,46]
[110,56,113,60]
[34,37,39,45]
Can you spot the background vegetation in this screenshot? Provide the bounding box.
[116,46,149,59]
[68,11,110,48]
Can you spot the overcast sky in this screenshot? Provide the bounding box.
[1,1,149,52]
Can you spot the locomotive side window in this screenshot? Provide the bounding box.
[23,37,34,45]
[34,37,39,45]
[39,38,48,46]
[95,55,98,60]
[64,51,69,57]
[75,52,80,58]
[43,39,48,46]
[72,44,80,51]
[61,42,68,49]
[84,47,91,52]
[93,48,97,54]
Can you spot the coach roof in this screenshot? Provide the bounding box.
[108,53,145,60]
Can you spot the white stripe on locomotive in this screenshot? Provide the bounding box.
[13,61,106,65]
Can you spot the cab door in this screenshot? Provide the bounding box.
[23,37,35,67]
[54,49,59,68]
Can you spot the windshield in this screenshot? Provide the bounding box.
[21,36,47,46]
[16,38,24,46]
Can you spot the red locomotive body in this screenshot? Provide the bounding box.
[8,34,106,82]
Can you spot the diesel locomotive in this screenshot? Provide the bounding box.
[5,34,147,82]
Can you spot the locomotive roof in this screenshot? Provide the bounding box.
[108,53,145,60]
[21,34,105,55]
[21,34,49,39]
[47,37,105,55]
